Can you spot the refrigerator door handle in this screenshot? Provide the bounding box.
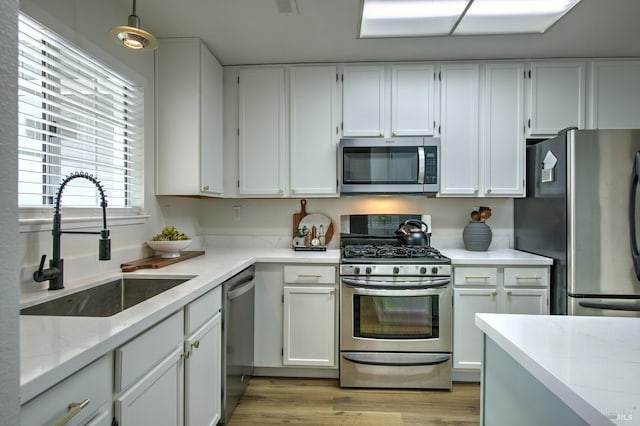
[579,300,640,312]
[630,151,640,280]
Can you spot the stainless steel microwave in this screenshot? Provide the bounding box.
[338,137,440,195]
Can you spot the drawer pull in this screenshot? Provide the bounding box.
[491,291,498,296]
[507,291,513,296]
[298,274,322,278]
[191,340,200,349]
[515,275,542,280]
[464,275,491,279]
[52,399,89,426]
[181,351,190,360]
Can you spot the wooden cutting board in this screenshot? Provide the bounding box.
[292,199,308,237]
[121,251,205,272]
[291,199,334,245]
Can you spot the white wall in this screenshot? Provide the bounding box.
[0,0,20,423]
[192,196,514,249]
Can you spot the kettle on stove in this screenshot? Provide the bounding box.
[395,219,431,246]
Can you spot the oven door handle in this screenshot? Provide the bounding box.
[344,286,446,297]
[342,352,451,367]
[341,277,450,289]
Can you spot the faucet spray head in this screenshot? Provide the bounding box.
[99,229,111,261]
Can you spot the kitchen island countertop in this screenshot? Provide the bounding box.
[20,246,550,403]
[476,313,640,425]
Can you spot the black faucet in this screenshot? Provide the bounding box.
[33,172,111,290]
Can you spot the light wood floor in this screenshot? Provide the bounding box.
[226,377,480,426]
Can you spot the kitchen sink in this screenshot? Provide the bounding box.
[20,276,194,317]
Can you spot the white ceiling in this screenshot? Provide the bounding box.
[124,0,640,65]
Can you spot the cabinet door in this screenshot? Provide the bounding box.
[527,62,586,136]
[115,347,184,426]
[156,38,223,197]
[391,64,435,136]
[254,264,285,368]
[453,288,498,370]
[482,63,525,197]
[502,288,548,315]
[439,64,480,195]
[185,313,222,426]
[590,60,640,129]
[238,67,287,196]
[155,38,200,196]
[283,285,336,366]
[200,43,224,196]
[342,65,385,136]
[290,66,339,196]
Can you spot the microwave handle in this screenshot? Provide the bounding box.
[417,147,425,184]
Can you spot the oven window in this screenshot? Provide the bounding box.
[353,294,439,339]
[342,147,419,184]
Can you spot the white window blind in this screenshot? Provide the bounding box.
[17,13,142,211]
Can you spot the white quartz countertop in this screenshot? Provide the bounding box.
[441,248,553,265]
[476,313,640,425]
[19,246,549,403]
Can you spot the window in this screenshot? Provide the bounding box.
[17,13,142,213]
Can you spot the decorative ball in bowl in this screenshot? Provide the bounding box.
[147,239,192,258]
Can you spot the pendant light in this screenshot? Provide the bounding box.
[110,0,158,51]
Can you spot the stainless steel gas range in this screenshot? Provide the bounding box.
[339,214,453,390]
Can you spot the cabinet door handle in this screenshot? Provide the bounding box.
[181,351,191,359]
[515,275,542,280]
[491,291,498,296]
[52,399,90,426]
[191,340,200,349]
[202,185,209,191]
[506,291,513,296]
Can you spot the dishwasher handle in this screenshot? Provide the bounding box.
[227,277,255,300]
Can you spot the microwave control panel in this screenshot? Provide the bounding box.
[424,146,438,184]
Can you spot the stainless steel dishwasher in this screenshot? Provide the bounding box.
[221,265,255,423]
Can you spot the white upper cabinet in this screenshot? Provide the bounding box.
[238,67,287,196]
[481,63,525,197]
[342,65,386,136]
[289,66,339,196]
[439,64,480,196]
[589,60,640,129]
[526,61,586,137]
[156,38,223,197]
[342,64,436,137]
[391,64,436,136]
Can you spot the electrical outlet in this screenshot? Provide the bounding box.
[232,205,241,220]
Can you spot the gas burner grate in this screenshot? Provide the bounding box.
[342,244,448,261]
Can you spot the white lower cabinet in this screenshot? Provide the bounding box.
[114,286,223,426]
[254,263,338,371]
[21,354,112,426]
[453,287,499,370]
[115,347,184,426]
[184,311,222,426]
[283,285,336,366]
[453,266,549,372]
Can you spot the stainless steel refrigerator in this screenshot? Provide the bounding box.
[514,128,640,316]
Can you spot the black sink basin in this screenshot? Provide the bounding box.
[20,277,192,317]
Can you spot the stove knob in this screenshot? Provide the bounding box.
[420,267,427,274]
[431,267,439,275]
[365,266,372,274]
[354,267,361,275]
[393,266,400,274]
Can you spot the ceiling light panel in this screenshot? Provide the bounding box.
[360,0,468,37]
[455,0,583,34]
[359,0,582,38]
